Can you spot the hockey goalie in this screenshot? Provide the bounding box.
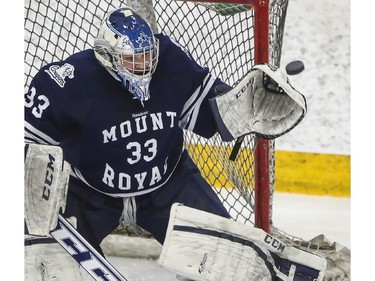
[24,5,349,281]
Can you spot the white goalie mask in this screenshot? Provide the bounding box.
[94,7,159,102]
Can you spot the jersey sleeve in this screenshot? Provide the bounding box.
[179,73,228,139]
[171,40,230,140]
[25,73,61,145]
[24,64,79,146]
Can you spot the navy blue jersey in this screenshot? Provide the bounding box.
[25,33,225,197]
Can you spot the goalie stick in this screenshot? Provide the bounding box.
[50,214,128,281]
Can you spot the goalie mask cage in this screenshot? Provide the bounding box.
[24,0,286,241]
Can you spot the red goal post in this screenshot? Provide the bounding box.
[187,0,275,233]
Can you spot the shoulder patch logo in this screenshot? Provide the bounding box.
[45,63,75,88]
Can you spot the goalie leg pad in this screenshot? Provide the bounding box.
[158,204,326,281]
[25,236,88,281]
[24,143,71,236]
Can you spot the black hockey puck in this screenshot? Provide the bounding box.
[285,60,305,75]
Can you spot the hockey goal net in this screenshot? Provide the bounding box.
[25,0,345,265]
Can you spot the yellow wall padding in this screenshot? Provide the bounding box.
[275,151,350,197]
